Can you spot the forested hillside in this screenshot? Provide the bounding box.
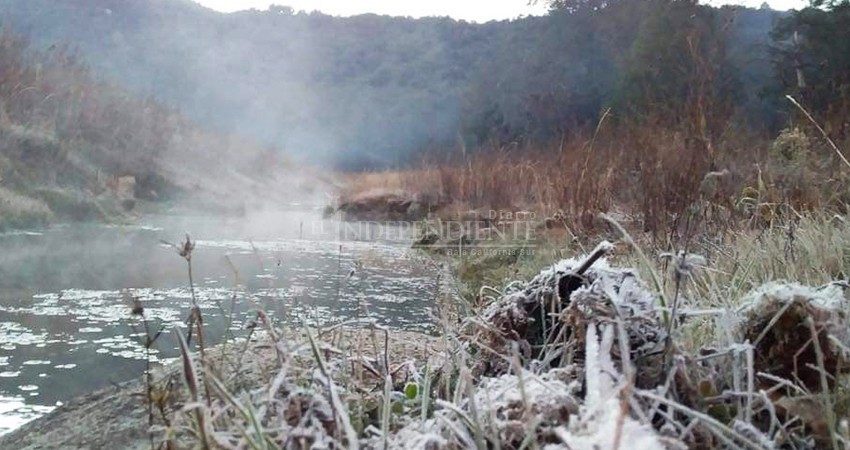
[0,0,785,168]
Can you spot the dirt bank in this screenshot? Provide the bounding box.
[333,188,442,221]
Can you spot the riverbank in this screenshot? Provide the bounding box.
[4,211,850,448]
[0,328,443,450]
[0,170,312,233]
[0,185,128,231]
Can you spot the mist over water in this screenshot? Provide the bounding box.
[0,207,440,434]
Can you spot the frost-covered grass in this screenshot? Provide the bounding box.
[125,214,850,450]
[418,213,850,448]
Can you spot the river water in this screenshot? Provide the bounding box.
[0,209,439,434]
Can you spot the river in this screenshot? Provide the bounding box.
[0,208,440,434]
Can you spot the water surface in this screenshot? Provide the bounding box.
[0,209,438,434]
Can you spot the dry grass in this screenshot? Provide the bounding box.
[0,186,53,229]
[306,109,850,449]
[339,124,849,237]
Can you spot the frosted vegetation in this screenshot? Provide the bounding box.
[24,223,841,450]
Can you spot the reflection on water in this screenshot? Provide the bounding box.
[0,210,438,435]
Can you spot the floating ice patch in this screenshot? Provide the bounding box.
[92,336,124,344]
[254,287,296,299]
[0,230,44,237]
[362,293,405,304]
[0,323,47,347]
[110,349,149,360]
[58,289,121,301]
[78,327,103,334]
[0,394,55,435]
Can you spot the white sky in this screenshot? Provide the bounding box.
[194,0,804,22]
[194,0,546,21]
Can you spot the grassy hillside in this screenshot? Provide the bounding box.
[0,27,292,230]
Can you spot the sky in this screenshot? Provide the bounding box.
[194,0,805,22]
[193,0,547,22]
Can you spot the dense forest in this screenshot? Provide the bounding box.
[0,0,847,172]
[0,0,791,168]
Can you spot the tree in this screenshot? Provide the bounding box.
[618,0,740,143]
[268,5,295,15]
[773,0,850,137]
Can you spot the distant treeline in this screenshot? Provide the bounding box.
[1,0,847,168]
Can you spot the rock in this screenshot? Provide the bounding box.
[116,175,136,200]
[0,373,179,450]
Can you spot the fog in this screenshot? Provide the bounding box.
[0,0,787,172]
[0,0,470,168]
